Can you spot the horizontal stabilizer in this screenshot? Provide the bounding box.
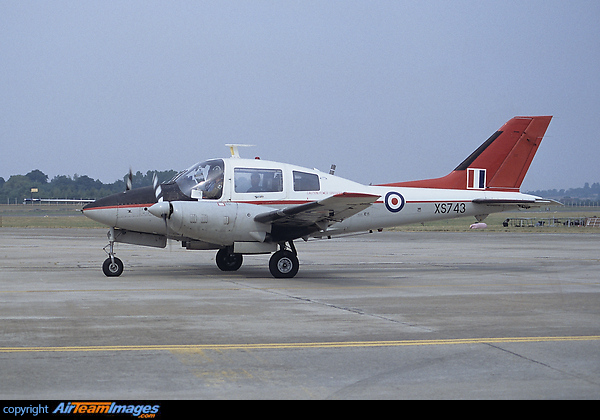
[473,198,562,207]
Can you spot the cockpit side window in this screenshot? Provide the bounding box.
[174,159,224,200]
[234,168,283,193]
[293,171,320,191]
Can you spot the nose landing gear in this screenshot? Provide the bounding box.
[102,227,124,277]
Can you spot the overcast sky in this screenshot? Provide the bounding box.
[1,1,598,191]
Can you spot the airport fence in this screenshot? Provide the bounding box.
[507,216,600,228]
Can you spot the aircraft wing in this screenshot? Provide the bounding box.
[254,192,379,229]
[473,198,562,207]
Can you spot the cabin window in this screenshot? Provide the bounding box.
[234,168,283,193]
[293,171,320,191]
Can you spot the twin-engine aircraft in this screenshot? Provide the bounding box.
[83,116,555,278]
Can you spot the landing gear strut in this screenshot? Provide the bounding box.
[269,242,299,278]
[102,227,123,277]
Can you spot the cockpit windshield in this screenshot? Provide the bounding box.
[172,159,224,200]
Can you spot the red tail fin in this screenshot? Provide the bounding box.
[380,116,552,192]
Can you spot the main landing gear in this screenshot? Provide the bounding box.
[269,242,299,278]
[214,241,300,278]
[215,247,243,271]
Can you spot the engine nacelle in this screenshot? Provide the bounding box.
[166,201,274,247]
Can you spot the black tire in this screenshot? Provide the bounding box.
[216,248,243,271]
[102,257,124,277]
[269,250,299,278]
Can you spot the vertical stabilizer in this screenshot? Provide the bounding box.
[380,116,552,191]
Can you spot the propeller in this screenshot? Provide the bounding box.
[125,168,133,191]
[152,172,163,202]
[148,172,173,236]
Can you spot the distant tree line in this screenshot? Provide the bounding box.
[0,169,177,204]
[526,182,600,206]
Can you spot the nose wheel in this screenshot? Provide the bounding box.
[269,242,299,278]
[103,256,123,277]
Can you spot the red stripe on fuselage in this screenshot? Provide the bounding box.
[82,203,155,211]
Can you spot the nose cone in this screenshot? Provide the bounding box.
[82,195,119,226]
[82,186,156,227]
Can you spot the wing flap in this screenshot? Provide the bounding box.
[254,193,379,227]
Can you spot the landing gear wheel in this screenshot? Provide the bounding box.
[102,257,124,277]
[216,248,243,271]
[269,250,299,278]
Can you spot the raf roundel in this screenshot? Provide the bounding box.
[384,191,405,213]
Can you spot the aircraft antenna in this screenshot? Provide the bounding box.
[225,144,255,158]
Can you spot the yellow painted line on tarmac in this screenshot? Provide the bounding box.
[0,287,244,294]
[1,335,599,354]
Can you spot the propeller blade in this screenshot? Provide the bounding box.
[152,172,163,202]
[150,173,172,236]
[125,168,133,191]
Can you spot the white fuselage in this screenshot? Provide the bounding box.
[84,157,540,246]
[226,157,534,233]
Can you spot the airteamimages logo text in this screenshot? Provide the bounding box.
[52,402,160,417]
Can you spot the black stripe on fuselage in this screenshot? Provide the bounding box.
[82,186,156,210]
[82,184,192,210]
